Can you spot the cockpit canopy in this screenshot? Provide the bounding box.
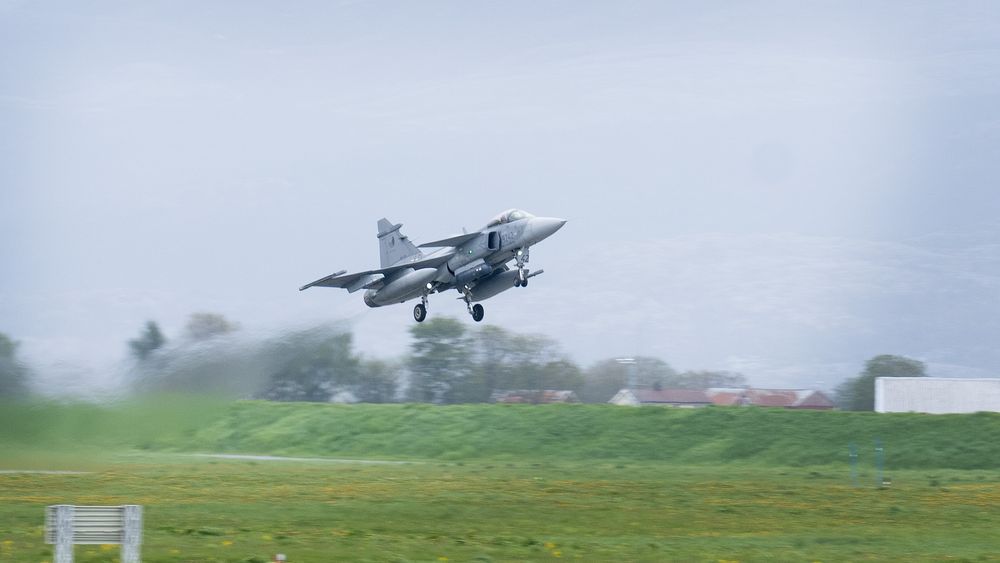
[485,209,535,228]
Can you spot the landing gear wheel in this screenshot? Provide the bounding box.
[471,304,485,322]
[413,303,427,322]
[517,268,528,287]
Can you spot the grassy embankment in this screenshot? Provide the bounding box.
[3,398,1000,469]
[2,400,1000,561]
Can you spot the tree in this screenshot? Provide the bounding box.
[184,312,239,341]
[534,359,585,391]
[460,326,580,402]
[580,356,679,402]
[356,358,402,403]
[407,318,471,403]
[258,330,361,402]
[128,321,166,361]
[835,354,927,411]
[0,332,30,398]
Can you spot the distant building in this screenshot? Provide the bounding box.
[608,389,712,407]
[708,388,834,410]
[610,387,834,409]
[490,390,580,404]
[875,377,1000,413]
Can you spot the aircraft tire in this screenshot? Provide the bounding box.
[472,304,485,322]
[413,303,427,322]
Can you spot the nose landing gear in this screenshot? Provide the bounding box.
[514,247,531,288]
[514,268,528,287]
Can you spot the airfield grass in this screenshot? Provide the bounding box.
[2,400,1000,561]
[2,451,1000,562]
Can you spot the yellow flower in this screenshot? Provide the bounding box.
[262,534,273,541]
[438,558,449,562]
[545,542,557,549]
[222,540,233,546]
[100,544,115,551]
[553,551,562,558]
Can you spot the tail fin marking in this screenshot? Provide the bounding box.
[376,218,421,268]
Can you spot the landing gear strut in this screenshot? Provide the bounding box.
[413,293,429,322]
[462,286,485,322]
[514,247,530,287]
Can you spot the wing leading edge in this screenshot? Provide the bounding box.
[418,232,481,248]
[299,252,454,292]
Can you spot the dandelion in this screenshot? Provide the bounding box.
[100,544,115,551]
[438,557,449,562]
[553,550,562,558]
[222,540,233,546]
[545,542,557,549]
[262,534,273,541]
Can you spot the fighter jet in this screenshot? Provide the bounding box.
[300,209,566,322]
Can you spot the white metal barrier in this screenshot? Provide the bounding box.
[45,505,142,563]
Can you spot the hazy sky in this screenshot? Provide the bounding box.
[3,1,1000,393]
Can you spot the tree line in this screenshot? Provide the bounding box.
[122,314,746,403]
[0,315,926,408]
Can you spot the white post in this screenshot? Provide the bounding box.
[54,505,74,563]
[122,505,143,563]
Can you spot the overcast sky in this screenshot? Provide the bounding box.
[3,1,1000,393]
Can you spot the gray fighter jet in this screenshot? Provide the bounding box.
[300,209,566,322]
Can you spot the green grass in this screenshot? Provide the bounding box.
[3,400,1000,560]
[1,452,999,562]
[4,399,1000,469]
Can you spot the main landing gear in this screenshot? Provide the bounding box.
[514,247,530,287]
[462,286,485,322]
[413,287,484,323]
[413,293,429,322]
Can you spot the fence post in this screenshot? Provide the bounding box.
[54,505,74,563]
[122,505,143,563]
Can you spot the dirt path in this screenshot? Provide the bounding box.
[187,453,417,464]
[0,470,91,474]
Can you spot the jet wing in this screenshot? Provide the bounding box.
[299,270,381,292]
[418,232,481,248]
[299,252,455,291]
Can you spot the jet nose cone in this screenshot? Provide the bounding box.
[530,217,567,242]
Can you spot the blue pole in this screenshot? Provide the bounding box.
[849,442,858,487]
[875,438,884,488]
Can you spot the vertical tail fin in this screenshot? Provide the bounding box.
[377,218,421,268]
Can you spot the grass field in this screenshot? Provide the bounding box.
[2,400,1000,561]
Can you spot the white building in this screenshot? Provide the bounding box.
[875,377,1000,414]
